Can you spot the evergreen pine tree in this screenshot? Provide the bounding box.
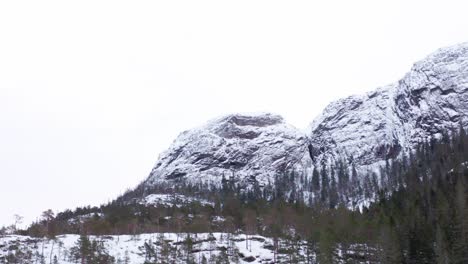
[320,164,329,205]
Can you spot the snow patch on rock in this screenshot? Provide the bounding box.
[140,194,214,208]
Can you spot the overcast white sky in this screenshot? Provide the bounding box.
[1,0,468,227]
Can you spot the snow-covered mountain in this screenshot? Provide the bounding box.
[6,42,468,264]
[144,113,311,189]
[140,42,468,197]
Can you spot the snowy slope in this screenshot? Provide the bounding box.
[0,233,308,263]
[0,233,376,263]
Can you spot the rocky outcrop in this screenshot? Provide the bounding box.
[145,113,311,188]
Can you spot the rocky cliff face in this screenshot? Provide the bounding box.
[145,113,311,189]
[309,42,468,168]
[142,42,468,193]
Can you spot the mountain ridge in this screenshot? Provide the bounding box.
[134,41,468,206]
[309,41,468,168]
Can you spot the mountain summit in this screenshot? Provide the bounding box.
[145,113,311,189]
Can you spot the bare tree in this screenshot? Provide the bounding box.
[13,214,23,231]
[243,209,257,252]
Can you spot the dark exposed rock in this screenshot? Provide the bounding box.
[243,256,256,262]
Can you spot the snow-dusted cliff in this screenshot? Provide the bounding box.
[141,42,468,194]
[309,42,468,167]
[145,113,311,189]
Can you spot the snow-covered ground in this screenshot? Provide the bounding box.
[67,212,103,225]
[0,233,315,263]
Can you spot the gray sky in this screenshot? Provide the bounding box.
[2,0,468,227]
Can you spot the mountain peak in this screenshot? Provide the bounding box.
[207,113,285,139]
[145,112,310,189]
